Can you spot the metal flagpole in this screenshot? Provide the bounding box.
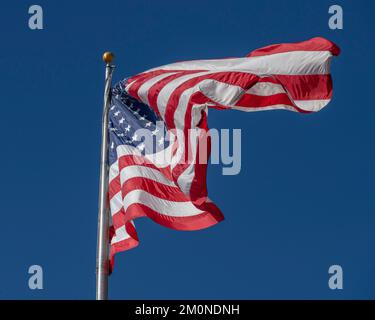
[96,52,115,300]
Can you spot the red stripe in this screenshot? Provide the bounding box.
[112,208,125,231]
[191,105,210,204]
[123,203,224,231]
[126,69,182,90]
[128,70,205,103]
[126,70,172,99]
[247,37,340,57]
[118,154,173,181]
[275,74,333,101]
[235,74,333,113]
[236,93,312,113]
[237,92,294,108]
[250,75,333,101]
[109,174,121,200]
[125,221,138,241]
[258,76,281,84]
[121,177,190,202]
[109,222,139,274]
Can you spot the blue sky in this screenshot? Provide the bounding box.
[1,0,374,299]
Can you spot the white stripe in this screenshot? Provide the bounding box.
[109,158,121,215]
[110,191,123,214]
[247,82,286,96]
[123,189,204,217]
[118,144,173,167]
[147,51,333,75]
[294,99,330,112]
[198,79,245,105]
[170,129,185,170]
[232,99,330,113]
[233,105,297,112]
[177,127,201,194]
[109,143,174,183]
[109,160,119,184]
[120,165,176,187]
[137,72,177,105]
[111,225,130,244]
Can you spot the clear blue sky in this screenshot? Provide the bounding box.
[1,0,374,299]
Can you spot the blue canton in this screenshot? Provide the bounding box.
[108,80,170,166]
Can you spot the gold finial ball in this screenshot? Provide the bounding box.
[103,52,114,64]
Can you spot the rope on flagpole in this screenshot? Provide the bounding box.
[96,52,115,300]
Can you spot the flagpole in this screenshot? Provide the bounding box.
[96,52,115,300]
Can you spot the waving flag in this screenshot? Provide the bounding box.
[108,37,340,271]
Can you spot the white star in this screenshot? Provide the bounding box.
[131,133,138,142]
[119,117,125,124]
[137,143,145,151]
[152,128,159,136]
[117,133,124,137]
[110,105,116,110]
[139,115,146,121]
[114,111,120,117]
[133,108,140,115]
[158,137,164,146]
[145,121,152,127]
[125,125,131,132]
[110,142,115,150]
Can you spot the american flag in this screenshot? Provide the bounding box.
[108,37,340,271]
